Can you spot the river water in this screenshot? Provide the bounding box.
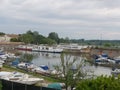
[20,51,112,76]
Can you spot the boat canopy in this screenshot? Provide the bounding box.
[40,65,49,70]
[101,53,108,57]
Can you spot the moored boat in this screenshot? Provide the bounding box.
[94,53,116,64]
[16,45,32,51]
[0,71,44,85]
[32,65,50,75]
[32,45,63,53]
[111,69,120,75]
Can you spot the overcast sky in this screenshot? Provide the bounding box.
[0,0,120,40]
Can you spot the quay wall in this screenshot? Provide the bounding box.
[90,48,120,58]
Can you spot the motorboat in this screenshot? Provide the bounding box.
[5,53,16,58]
[10,73,44,85]
[111,69,120,75]
[113,56,120,64]
[0,54,7,60]
[0,71,44,85]
[94,53,116,64]
[32,65,50,75]
[17,62,36,70]
[0,59,5,64]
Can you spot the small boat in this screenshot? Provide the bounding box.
[17,62,35,70]
[94,53,116,64]
[113,56,120,64]
[95,57,109,65]
[0,54,7,60]
[5,53,16,58]
[0,59,4,64]
[32,65,50,75]
[111,69,120,75]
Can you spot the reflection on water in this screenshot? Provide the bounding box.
[93,66,112,76]
[19,51,112,76]
[31,52,61,69]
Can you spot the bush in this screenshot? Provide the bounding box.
[0,81,2,90]
[76,75,120,90]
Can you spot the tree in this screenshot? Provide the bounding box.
[59,38,65,43]
[0,32,5,36]
[26,30,33,35]
[48,32,59,44]
[32,31,40,44]
[19,31,56,45]
[20,53,34,62]
[53,53,88,90]
[33,31,39,36]
[64,37,70,44]
[20,34,34,44]
[104,43,111,47]
[44,38,56,45]
[10,38,18,42]
[76,75,120,90]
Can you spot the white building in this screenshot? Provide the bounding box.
[0,34,19,42]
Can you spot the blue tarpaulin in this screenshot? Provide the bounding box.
[47,83,62,90]
[12,58,19,66]
[40,65,49,70]
[101,54,108,57]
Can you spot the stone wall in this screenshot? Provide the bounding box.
[90,48,120,58]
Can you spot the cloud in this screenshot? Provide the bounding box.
[0,0,120,39]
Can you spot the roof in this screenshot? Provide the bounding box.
[6,34,19,38]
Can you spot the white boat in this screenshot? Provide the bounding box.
[17,62,36,70]
[5,53,16,58]
[111,69,120,75]
[95,54,116,64]
[32,65,50,75]
[0,54,7,60]
[19,75,43,85]
[32,45,63,53]
[113,56,120,64]
[0,53,17,61]
[9,73,44,85]
[1,71,44,85]
[0,59,4,64]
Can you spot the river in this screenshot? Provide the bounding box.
[19,51,112,76]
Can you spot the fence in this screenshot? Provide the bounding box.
[1,79,59,90]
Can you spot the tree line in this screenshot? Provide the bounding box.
[10,30,70,45]
[1,31,120,46]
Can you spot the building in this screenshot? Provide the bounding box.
[0,34,23,51]
[0,34,19,42]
